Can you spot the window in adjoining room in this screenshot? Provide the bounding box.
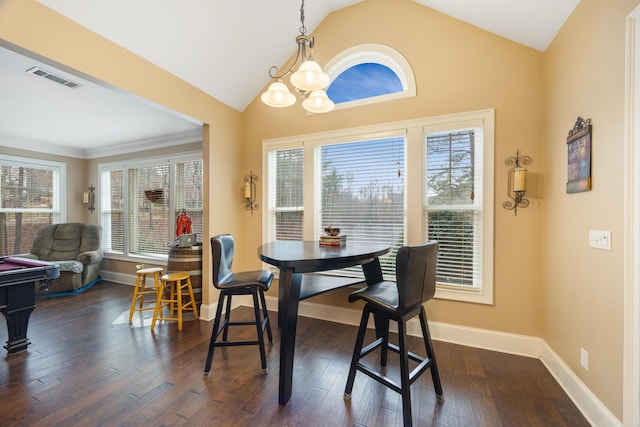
[0,155,65,256]
[99,153,203,260]
[263,109,494,304]
[324,44,416,110]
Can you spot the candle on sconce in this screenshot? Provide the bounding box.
[244,182,251,199]
[83,191,90,204]
[513,167,526,192]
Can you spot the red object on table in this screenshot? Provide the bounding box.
[176,210,192,236]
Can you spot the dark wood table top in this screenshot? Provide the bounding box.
[258,240,390,274]
[257,239,390,406]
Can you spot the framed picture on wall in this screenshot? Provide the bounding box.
[566,117,592,194]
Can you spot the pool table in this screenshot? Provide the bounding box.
[0,256,60,353]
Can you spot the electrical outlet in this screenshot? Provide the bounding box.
[580,348,589,371]
[589,230,612,250]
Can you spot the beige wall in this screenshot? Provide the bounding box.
[243,0,544,336]
[0,0,246,308]
[542,0,639,419]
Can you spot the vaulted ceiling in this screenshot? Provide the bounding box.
[0,0,580,158]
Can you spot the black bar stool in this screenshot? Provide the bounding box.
[203,234,273,376]
[344,241,444,427]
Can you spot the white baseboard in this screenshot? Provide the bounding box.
[102,271,620,425]
[264,295,542,357]
[262,295,620,427]
[540,342,621,427]
[101,270,135,286]
[199,302,219,321]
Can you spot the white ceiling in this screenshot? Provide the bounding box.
[0,45,203,159]
[0,0,580,159]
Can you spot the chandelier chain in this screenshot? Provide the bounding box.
[299,0,307,35]
[261,0,335,112]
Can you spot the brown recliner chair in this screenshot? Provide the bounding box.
[19,223,103,295]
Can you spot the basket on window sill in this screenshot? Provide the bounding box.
[144,189,164,204]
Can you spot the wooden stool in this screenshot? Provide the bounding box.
[129,267,163,322]
[152,272,198,330]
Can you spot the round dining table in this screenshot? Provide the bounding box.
[258,240,390,405]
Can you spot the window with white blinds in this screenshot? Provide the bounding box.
[175,160,203,240]
[424,130,482,288]
[99,153,203,259]
[266,134,406,280]
[264,109,494,304]
[267,147,304,241]
[317,137,404,278]
[0,155,65,256]
[101,169,124,253]
[129,164,171,256]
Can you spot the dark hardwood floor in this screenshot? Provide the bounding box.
[0,281,589,427]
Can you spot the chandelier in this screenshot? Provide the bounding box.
[260,0,335,114]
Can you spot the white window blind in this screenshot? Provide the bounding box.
[99,154,203,259]
[129,164,170,256]
[175,160,203,239]
[0,156,63,256]
[264,109,494,303]
[101,169,124,253]
[316,137,405,278]
[424,129,482,288]
[268,147,304,241]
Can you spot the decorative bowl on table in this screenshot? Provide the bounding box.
[324,226,340,236]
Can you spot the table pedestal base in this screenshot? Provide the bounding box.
[3,305,34,353]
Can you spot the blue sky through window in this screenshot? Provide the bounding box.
[327,63,403,104]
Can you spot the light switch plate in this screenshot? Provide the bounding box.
[589,230,612,250]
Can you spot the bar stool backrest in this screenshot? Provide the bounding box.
[395,241,439,313]
[211,234,235,287]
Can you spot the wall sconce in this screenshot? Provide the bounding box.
[83,185,95,214]
[244,171,258,214]
[503,150,532,215]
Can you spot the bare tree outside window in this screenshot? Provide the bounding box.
[100,156,203,258]
[426,130,479,287]
[0,162,57,256]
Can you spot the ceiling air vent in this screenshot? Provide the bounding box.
[26,66,81,89]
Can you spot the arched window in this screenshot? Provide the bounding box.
[325,44,416,109]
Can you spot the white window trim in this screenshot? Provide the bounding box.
[98,150,202,263]
[420,111,494,304]
[324,43,416,110]
[262,109,495,304]
[312,129,407,235]
[265,141,305,243]
[0,154,67,222]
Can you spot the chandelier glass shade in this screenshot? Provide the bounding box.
[290,60,330,91]
[261,81,296,108]
[261,0,334,113]
[302,90,334,114]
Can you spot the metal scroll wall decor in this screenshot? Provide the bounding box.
[503,150,532,216]
[243,171,258,214]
